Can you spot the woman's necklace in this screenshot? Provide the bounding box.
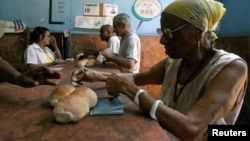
[173,49,213,102]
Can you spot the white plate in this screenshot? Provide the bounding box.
[48,67,64,71]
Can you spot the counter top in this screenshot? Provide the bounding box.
[0,61,170,141]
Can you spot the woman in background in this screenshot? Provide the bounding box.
[25,26,64,70]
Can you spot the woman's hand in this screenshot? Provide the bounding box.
[71,67,98,86]
[54,59,65,64]
[50,35,58,48]
[106,73,137,97]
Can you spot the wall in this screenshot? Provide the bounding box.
[0,29,30,72]
[1,0,250,37]
[218,0,250,37]
[0,0,171,34]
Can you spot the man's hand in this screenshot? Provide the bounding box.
[101,48,114,61]
[17,66,62,87]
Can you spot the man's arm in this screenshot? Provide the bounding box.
[134,58,167,85]
[0,58,21,83]
[0,58,62,87]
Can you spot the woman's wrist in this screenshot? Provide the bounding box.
[134,89,147,106]
[150,100,163,120]
[96,71,110,82]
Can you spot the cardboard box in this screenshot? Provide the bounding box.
[102,3,118,17]
[83,3,118,17]
[83,3,100,16]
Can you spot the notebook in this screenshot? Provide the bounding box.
[90,96,125,116]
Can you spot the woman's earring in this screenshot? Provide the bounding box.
[198,41,201,48]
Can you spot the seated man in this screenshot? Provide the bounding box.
[100,24,120,55]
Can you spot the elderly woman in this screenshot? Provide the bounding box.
[71,0,248,140]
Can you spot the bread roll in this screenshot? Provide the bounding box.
[49,84,76,107]
[53,94,89,123]
[77,58,89,67]
[53,86,97,123]
[85,58,96,67]
[71,86,98,108]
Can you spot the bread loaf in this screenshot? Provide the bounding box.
[77,58,89,67]
[77,58,96,67]
[71,86,98,108]
[49,84,76,107]
[85,58,96,67]
[53,86,97,123]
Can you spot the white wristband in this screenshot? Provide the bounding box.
[150,100,163,120]
[134,89,147,106]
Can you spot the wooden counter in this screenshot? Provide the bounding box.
[0,61,170,141]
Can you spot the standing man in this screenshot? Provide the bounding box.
[101,13,141,73]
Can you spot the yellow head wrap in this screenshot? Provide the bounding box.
[163,0,226,32]
[210,31,218,42]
